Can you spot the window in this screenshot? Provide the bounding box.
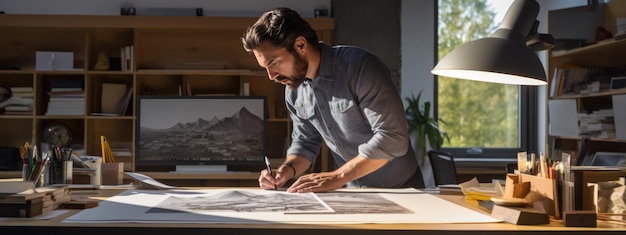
[436,0,538,164]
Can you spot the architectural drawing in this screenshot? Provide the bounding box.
[147,190,334,213]
[63,188,503,224]
[317,193,414,214]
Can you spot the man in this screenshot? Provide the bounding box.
[242,7,424,193]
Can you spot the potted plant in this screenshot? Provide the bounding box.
[405,91,450,159]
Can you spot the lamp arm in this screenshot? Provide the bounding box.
[492,0,540,41]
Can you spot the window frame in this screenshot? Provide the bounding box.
[433,0,540,167]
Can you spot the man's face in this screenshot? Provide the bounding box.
[253,41,308,90]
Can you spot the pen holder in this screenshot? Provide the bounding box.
[21,164,32,181]
[101,162,123,185]
[91,157,102,185]
[22,164,43,187]
[48,160,73,185]
[22,163,47,187]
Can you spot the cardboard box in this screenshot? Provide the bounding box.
[101,162,123,185]
[504,173,560,219]
[35,51,74,71]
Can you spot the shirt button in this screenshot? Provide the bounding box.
[320,105,325,110]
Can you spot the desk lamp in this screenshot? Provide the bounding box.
[431,0,553,86]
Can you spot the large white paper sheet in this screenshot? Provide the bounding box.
[62,188,500,224]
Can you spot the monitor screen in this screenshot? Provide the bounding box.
[135,96,266,171]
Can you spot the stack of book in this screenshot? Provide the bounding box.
[0,182,46,218]
[578,108,616,139]
[37,184,71,213]
[0,86,34,115]
[46,80,85,116]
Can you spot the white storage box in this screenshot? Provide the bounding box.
[35,51,74,71]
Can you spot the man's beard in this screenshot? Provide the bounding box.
[276,53,308,90]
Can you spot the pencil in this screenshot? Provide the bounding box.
[264,156,277,190]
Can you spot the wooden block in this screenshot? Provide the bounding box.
[563,210,597,227]
[101,162,124,185]
[0,198,44,217]
[60,200,99,209]
[490,204,550,225]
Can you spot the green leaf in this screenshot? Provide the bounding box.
[404,90,450,154]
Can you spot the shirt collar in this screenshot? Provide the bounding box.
[316,42,333,81]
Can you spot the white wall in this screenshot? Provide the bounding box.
[400,0,435,109]
[0,0,330,17]
[535,0,587,154]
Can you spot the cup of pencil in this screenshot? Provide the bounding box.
[19,143,51,187]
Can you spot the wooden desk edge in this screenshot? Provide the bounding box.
[1,188,625,235]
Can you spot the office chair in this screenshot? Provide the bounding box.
[428,150,459,186]
[506,163,518,174]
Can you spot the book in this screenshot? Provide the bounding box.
[0,182,46,201]
[101,83,127,114]
[10,87,34,98]
[10,87,33,93]
[549,67,562,97]
[115,87,133,116]
[0,96,33,109]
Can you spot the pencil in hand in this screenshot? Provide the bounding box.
[264,156,277,190]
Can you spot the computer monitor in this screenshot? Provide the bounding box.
[135,96,266,172]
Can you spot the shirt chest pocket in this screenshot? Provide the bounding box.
[330,99,354,113]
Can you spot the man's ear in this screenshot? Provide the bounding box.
[294,36,307,54]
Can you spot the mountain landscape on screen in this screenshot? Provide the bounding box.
[139,107,264,161]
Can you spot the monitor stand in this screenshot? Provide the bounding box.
[174,165,227,173]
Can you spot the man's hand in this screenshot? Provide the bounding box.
[285,155,389,193]
[258,166,294,190]
[258,156,311,190]
[287,171,349,193]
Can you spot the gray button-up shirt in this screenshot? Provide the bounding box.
[285,43,420,188]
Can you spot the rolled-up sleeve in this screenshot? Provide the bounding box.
[354,56,409,160]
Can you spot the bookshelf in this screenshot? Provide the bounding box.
[0,14,335,180]
[547,1,626,165]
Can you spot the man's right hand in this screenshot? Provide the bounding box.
[258,167,292,190]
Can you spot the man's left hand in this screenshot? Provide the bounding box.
[287,171,348,193]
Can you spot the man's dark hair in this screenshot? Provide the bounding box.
[242,7,319,53]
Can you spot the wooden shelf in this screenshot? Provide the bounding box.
[0,14,335,182]
[547,1,626,165]
[138,171,259,180]
[551,88,626,99]
[0,171,21,179]
[550,38,626,68]
[0,14,335,31]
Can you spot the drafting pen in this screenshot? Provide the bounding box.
[264,156,277,190]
